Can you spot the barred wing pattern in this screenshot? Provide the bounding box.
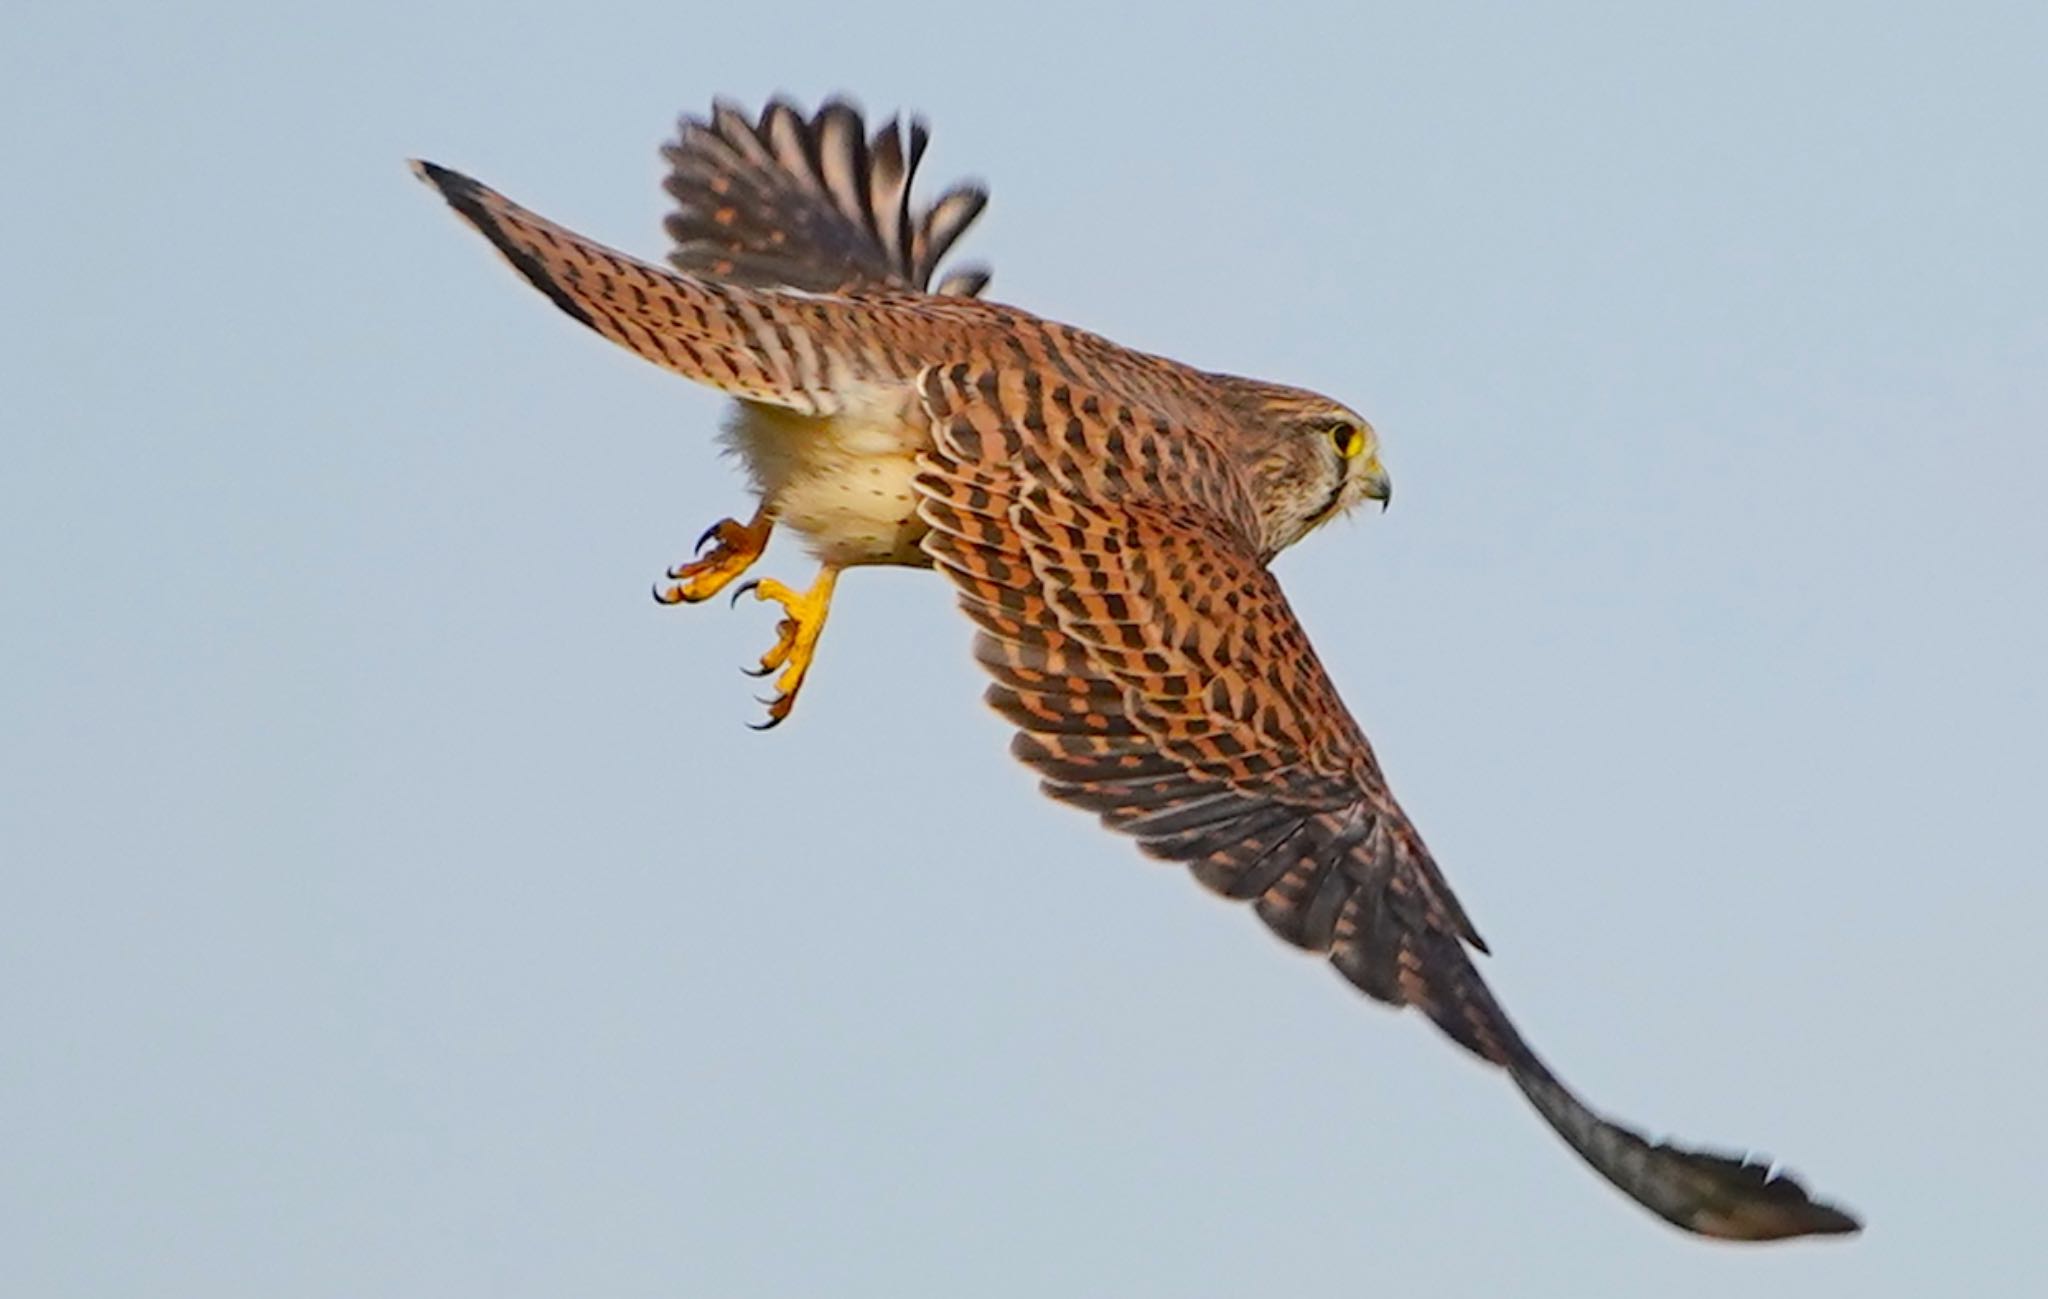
[664,98,991,299]
[410,161,943,418]
[912,363,1860,1241]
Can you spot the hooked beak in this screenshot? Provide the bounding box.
[1361,456,1393,512]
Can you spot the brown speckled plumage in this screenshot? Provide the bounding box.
[411,97,1858,1241]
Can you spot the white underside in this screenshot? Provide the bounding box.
[718,394,934,568]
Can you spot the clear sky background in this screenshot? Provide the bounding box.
[5,2,2045,1295]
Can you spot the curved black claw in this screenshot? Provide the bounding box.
[652,581,682,606]
[730,579,761,609]
[748,708,787,732]
[740,661,774,678]
[694,521,724,555]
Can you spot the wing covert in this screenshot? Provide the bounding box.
[911,362,1859,1241]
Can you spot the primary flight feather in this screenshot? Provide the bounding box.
[411,95,1859,1241]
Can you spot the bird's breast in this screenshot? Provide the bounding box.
[719,395,934,568]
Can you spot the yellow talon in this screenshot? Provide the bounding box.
[739,567,838,729]
[654,509,772,604]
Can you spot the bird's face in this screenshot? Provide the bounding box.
[1234,386,1391,556]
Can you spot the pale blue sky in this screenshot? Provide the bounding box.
[5,2,2045,1295]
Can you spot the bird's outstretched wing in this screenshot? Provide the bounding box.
[911,362,1860,1241]
[664,97,990,298]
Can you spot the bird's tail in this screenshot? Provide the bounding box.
[663,96,990,298]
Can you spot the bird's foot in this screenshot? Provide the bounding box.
[734,568,838,729]
[653,511,772,604]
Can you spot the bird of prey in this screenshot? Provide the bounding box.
[411,96,1859,1241]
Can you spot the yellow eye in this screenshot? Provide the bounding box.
[1331,423,1365,459]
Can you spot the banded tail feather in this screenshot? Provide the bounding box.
[664,96,991,298]
[413,101,1861,1243]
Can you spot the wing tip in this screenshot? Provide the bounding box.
[1677,1153,1862,1241]
[407,159,600,332]
[409,157,469,198]
[1687,1193,1863,1241]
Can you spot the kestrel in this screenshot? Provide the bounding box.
[413,97,1859,1240]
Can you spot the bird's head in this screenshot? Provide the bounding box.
[1215,378,1391,556]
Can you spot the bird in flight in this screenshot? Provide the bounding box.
[413,96,1859,1241]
